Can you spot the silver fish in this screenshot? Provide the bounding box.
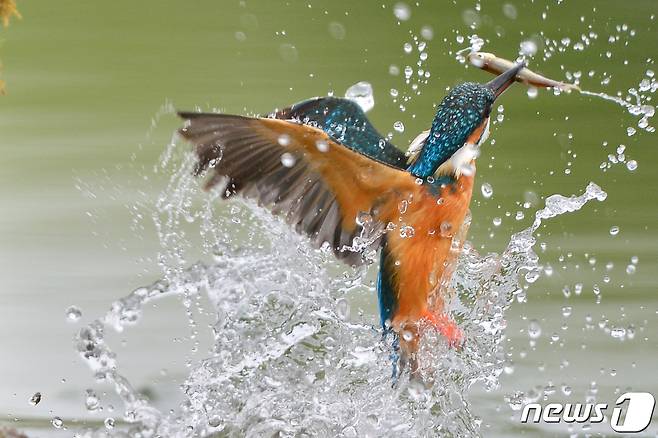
[468,52,581,93]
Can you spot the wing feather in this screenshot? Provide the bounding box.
[178,112,416,265]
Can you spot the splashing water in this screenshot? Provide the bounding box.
[73,145,607,437]
[455,30,656,134]
[345,81,375,113]
[579,70,657,133]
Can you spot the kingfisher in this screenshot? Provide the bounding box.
[178,62,524,372]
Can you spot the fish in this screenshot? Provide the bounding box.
[467,51,581,93]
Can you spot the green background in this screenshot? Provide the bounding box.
[0,0,656,436]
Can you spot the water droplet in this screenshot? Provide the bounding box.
[561,306,572,317]
[462,9,482,29]
[525,270,539,283]
[502,3,518,19]
[66,306,82,322]
[528,320,542,339]
[280,152,296,168]
[85,389,100,411]
[527,87,538,99]
[328,22,346,40]
[492,217,502,227]
[342,426,358,437]
[389,64,400,76]
[439,221,453,238]
[626,264,636,275]
[277,134,291,146]
[505,391,525,411]
[627,127,636,136]
[480,182,493,199]
[402,330,414,342]
[345,81,374,112]
[593,284,601,295]
[315,140,329,153]
[400,225,415,238]
[626,160,637,171]
[278,43,298,63]
[393,121,405,133]
[335,298,350,320]
[420,25,434,40]
[356,212,372,227]
[403,43,413,54]
[52,417,64,429]
[609,225,619,236]
[393,2,411,21]
[610,327,626,339]
[104,418,115,429]
[29,392,41,406]
[520,40,537,56]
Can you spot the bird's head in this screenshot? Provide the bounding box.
[407,62,525,179]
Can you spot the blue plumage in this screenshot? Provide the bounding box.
[272,97,408,168]
[407,83,494,178]
[377,242,397,329]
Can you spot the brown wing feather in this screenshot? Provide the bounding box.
[177,112,416,265]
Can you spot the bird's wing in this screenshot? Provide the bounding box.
[178,112,416,265]
[271,97,408,169]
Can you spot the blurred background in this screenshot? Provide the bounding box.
[0,0,656,436]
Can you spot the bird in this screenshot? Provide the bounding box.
[177,62,524,374]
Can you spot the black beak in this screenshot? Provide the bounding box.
[487,62,525,98]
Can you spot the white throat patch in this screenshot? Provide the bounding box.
[405,118,491,178]
[436,118,490,178]
[436,143,480,177]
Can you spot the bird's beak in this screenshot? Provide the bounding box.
[487,62,525,98]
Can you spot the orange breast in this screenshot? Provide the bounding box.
[382,169,475,328]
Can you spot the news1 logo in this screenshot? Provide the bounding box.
[520,392,656,433]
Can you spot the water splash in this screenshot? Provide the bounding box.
[579,70,656,134]
[344,81,375,113]
[453,20,656,135]
[73,147,606,437]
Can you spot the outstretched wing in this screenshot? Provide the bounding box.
[178,112,416,265]
[271,97,408,169]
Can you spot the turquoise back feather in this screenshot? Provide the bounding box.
[272,97,407,169]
